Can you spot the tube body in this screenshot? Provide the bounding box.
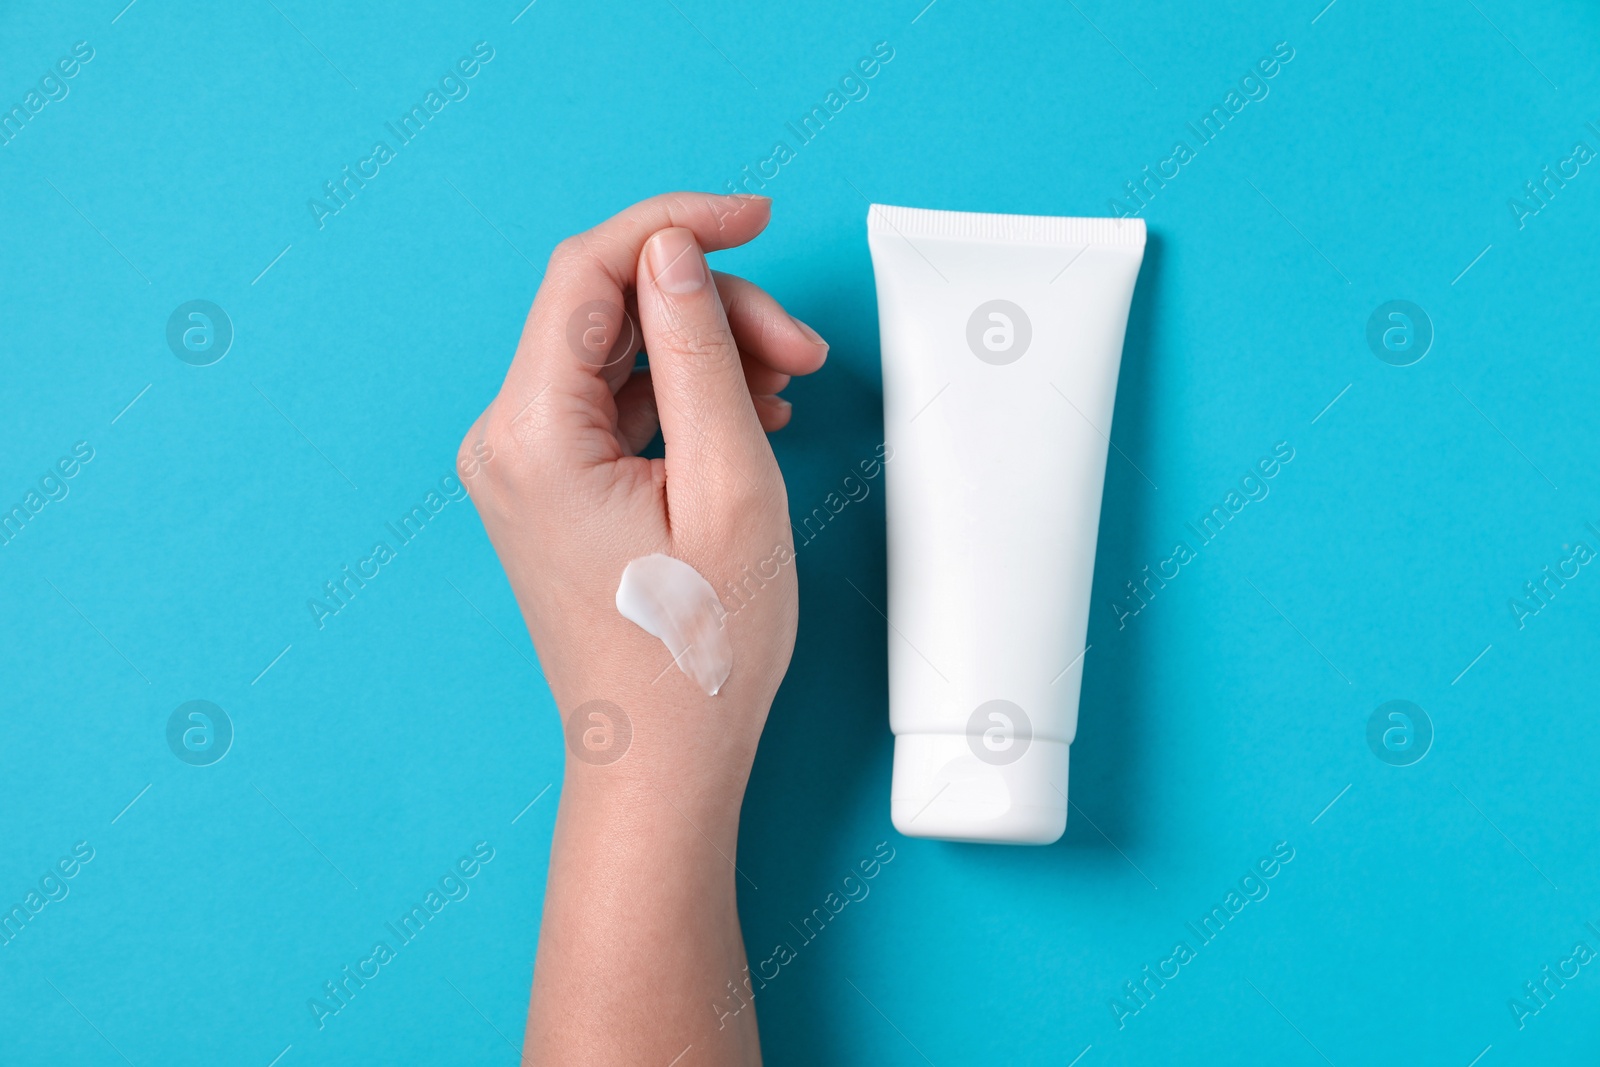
[867,205,1145,844]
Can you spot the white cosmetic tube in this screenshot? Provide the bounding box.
[867,205,1146,845]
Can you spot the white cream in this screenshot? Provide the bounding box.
[615,553,732,696]
[868,204,1146,845]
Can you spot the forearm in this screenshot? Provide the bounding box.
[526,765,762,1066]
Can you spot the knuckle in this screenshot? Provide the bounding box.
[546,234,586,274]
[656,318,736,368]
[730,473,783,515]
[456,417,501,482]
[701,453,780,513]
[483,412,530,467]
[454,433,479,478]
[549,231,622,284]
[468,410,528,481]
[493,406,571,484]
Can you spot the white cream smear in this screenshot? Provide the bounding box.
[615,554,732,696]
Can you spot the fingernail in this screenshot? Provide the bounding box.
[646,229,707,295]
[790,315,828,349]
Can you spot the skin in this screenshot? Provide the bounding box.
[458,192,826,1066]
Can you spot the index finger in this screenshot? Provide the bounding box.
[496,191,772,452]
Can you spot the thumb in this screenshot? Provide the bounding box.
[636,226,773,513]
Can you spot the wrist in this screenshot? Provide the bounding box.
[560,756,750,850]
[555,687,766,833]
[552,766,755,905]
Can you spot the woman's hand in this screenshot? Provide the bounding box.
[459,191,826,1065]
[461,191,826,804]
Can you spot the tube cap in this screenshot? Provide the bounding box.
[890,733,1069,844]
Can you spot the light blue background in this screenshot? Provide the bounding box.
[3,0,1598,1063]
